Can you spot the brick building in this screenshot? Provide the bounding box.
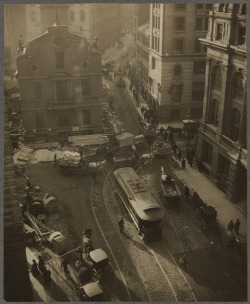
[16,25,103,142]
[148,3,212,121]
[4,93,33,301]
[196,4,247,205]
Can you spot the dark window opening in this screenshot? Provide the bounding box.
[212,66,222,90]
[152,57,156,69]
[229,108,241,142]
[195,39,202,53]
[175,4,186,10]
[196,18,203,31]
[175,18,185,31]
[191,107,202,119]
[202,141,213,165]
[209,99,219,126]
[192,91,204,102]
[170,109,180,121]
[238,26,246,45]
[196,4,203,10]
[56,81,68,101]
[59,113,69,127]
[216,24,223,40]
[36,113,45,129]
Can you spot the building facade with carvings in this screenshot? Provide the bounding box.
[148,3,212,121]
[197,3,247,205]
[16,25,103,142]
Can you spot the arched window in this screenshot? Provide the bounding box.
[233,73,244,99]
[230,108,241,141]
[211,65,222,91]
[209,99,219,126]
[80,10,85,22]
[70,10,75,22]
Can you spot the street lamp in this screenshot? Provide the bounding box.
[185,110,191,147]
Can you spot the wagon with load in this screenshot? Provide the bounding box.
[160,167,181,202]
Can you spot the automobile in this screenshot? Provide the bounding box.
[77,281,104,302]
[86,249,112,277]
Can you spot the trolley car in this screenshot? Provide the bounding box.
[113,167,163,241]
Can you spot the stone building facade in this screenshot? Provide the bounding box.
[16,25,103,142]
[197,4,247,205]
[148,3,212,121]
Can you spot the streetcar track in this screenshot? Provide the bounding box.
[103,163,195,302]
[89,175,132,302]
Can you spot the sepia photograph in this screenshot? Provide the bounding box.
[2,2,248,302]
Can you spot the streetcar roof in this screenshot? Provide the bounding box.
[113,167,162,221]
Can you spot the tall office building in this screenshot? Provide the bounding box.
[148,3,212,122]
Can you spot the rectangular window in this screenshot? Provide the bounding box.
[174,39,184,54]
[205,4,213,10]
[59,113,69,127]
[175,18,185,31]
[238,26,246,45]
[36,113,45,129]
[81,79,90,96]
[175,4,186,10]
[205,18,209,31]
[55,52,64,69]
[196,4,203,10]
[170,109,180,121]
[82,110,91,125]
[196,18,203,31]
[216,24,223,40]
[33,82,42,99]
[56,81,68,101]
[193,61,206,73]
[202,141,213,165]
[152,57,156,69]
[195,39,202,53]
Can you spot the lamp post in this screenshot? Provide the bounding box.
[185,110,191,147]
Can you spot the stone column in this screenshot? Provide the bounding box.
[201,57,212,124]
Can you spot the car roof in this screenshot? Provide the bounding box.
[83,282,103,297]
[89,249,108,263]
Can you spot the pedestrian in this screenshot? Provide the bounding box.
[173,143,177,154]
[160,126,164,136]
[141,106,145,115]
[182,158,186,169]
[38,255,45,273]
[234,219,240,234]
[177,149,182,161]
[198,159,202,172]
[163,131,168,143]
[43,267,52,285]
[186,147,190,160]
[61,259,69,275]
[92,170,97,182]
[184,186,190,200]
[54,153,57,166]
[228,219,234,232]
[118,217,124,233]
[31,259,40,277]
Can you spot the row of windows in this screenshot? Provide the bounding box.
[153,15,160,30]
[35,110,91,129]
[215,23,246,45]
[152,35,160,52]
[174,17,208,32]
[137,33,149,47]
[32,79,91,101]
[153,4,160,9]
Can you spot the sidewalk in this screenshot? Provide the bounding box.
[123,76,247,244]
[173,166,247,242]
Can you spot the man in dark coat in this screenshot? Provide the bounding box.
[228,220,234,232]
[178,149,182,161]
[234,219,240,234]
[182,158,186,169]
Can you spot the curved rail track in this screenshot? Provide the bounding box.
[89,161,198,302]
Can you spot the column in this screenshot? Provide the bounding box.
[201,57,212,124]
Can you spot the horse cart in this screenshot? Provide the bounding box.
[191,191,218,231]
[160,167,181,202]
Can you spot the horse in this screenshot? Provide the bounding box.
[139,150,158,164]
[88,160,107,171]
